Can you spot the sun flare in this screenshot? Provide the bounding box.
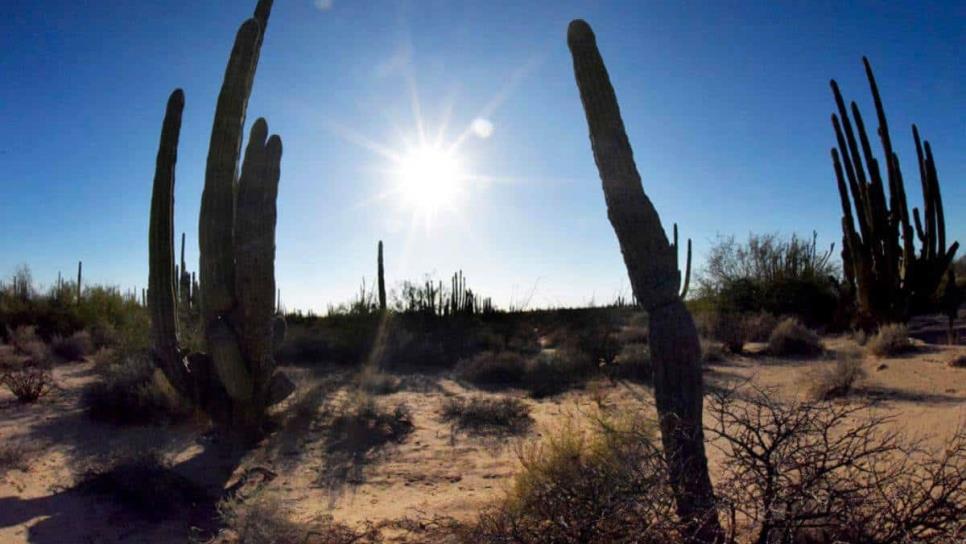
[395,145,464,215]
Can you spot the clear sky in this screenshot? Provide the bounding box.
[1,1,963,312]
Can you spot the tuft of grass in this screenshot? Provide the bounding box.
[355,366,399,395]
[767,318,823,357]
[804,349,866,400]
[441,396,532,436]
[867,323,914,357]
[217,491,379,544]
[0,441,30,475]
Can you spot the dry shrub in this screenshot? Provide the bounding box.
[948,354,966,368]
[355,366,399,395]
[707,385,966,543]
[6,325,48,363]
[706,311,750,354]
[327,393,413,456]
[867,323,914,357]
[803,349,866,400]
[701,338,726,364]
[441,396,532,436]
[50,330,93,362]
[455,351,527,388]
[744,312,779,342]
[610,342,651,382]
[1,365,53,402]
[767,318,823,357]
[82,354,190,425]
[0,441,30,475]
[522,348,595,398]
[216,491,379,544]
[467,413,678,543]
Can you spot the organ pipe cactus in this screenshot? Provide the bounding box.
[567,20,723,541]
[148,0,291,440]
[377,241,387,311]
[830,58,959,327]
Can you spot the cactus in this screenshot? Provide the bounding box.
[148,0,291,440]
[76,261,82,303]
[830,58,959,327]
[377,241,387,311]
[567,20,722,541]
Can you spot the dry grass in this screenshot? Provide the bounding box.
[0,441,30,475]
[767,318,823,357]
[803,349,866,400]
[441,396,532,436]
[867,323,914,357]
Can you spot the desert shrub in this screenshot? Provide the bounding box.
[804,350,865,400]
[767,318,823,357]
[77,454,210,522]
[610,342,651,382]
[948,354,966,368]
[697,233,840,327]
[456,351,527,388]
[1,365,53,403]
[216,491,379,544]
[743,312,778,342]
[707,385,966,543]
[441,396,532,436]
[6,325,48,363]
[82,354,190,425]
[0,441,30,475]
[327,393,414,455]
[468,413,678,543]
[50,330,93,362]
[700,338,726,364]
[705,311,749,354]
[355,366,399,395]
[522,348,597,398]
[867,323,914,357]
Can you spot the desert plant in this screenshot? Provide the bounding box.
[804,349,865,400]
[468,414,678,543]
[866,322,914,357]
[767,318,823,357]
[147,0,293,440]
[1,365,52,403]
[611,342,652,382]
[377,241,387,311]
[82,354,191,425]
[50,330,93,362]
[355,366,399,395]
[567,19,721,538]
[708,385,965,543]
[441,396,532,436]
[830,58,959,327]
[0,441,30,475]
[455,351,528,388]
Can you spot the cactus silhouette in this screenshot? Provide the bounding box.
[567,19,722,541]
[148,0,291,441]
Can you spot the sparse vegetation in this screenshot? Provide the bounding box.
[441,396,532,435]
[1,364,53,403]
[866,323,915,357]
[767,318,823,357]
[804,349,866,399]
[355,366,400,395]
[82,354,191,425]
[0,441,30,475]
[455,351,527,388]
[50,330,93,362]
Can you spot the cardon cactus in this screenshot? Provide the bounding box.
[567,20,722,541]
[377,240,387,310]
[148,0,292,440]
[830,58,959,328]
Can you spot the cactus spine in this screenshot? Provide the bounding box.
[148,0,290,439]
[830,58,959,327]
[567,20,722,541]
[377,241,387,311]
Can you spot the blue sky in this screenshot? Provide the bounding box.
[1,1,963,312]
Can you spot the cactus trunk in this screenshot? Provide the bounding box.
[377,241,387,310]
[567,20,722,542]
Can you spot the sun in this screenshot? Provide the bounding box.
[395,144,464,215]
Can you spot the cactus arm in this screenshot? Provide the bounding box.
[148,89,190,395]
[567,19,722,541]
[235,119,282,399]
[200,18,263,320]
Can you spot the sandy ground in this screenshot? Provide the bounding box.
[1,337,964,543]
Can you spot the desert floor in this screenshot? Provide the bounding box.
[1,336,964,543]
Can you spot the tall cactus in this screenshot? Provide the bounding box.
[830,58,959,327]
[377,240,387,310]
[567,20,722,541]
[148,0,290,440]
